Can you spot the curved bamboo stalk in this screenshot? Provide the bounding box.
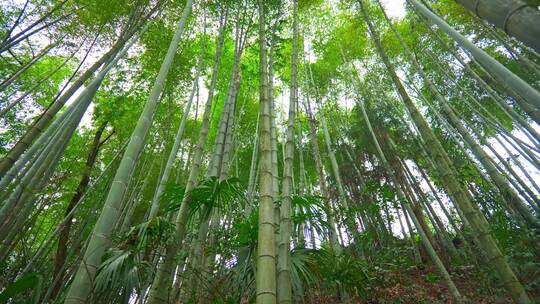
[408,0,540,111]
[454,0,540,52]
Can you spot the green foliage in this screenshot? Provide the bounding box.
[95,216,173,302]
[162,182,187,214]
[290,248,318,295]
[188,177,246,219]
[292,195,330,240]
[95,249,151,302]
[0,273,42,304]
[1,0,539,302]
[74,0,148,28]
[298,0,323,11]
[232,210,259,247]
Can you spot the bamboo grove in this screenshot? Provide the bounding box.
[0,0,539,303]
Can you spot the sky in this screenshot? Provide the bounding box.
[380,0,407,19]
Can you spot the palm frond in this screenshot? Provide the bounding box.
[291,195,331,241]
[169,177,246,220]
[94,249,151,302]
[162,182,187,213]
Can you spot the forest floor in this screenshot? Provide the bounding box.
[307,265,513,303]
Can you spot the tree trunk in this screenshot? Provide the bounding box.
[0,73,105,236]
[419,18,540,134]
[219,76,241,180]
[190,41,242,299]
[51,121,110,298]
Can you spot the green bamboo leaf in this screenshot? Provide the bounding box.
[0,273,42,304]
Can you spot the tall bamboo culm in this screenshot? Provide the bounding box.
[256,0,277,302]
[64,1,193,302]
